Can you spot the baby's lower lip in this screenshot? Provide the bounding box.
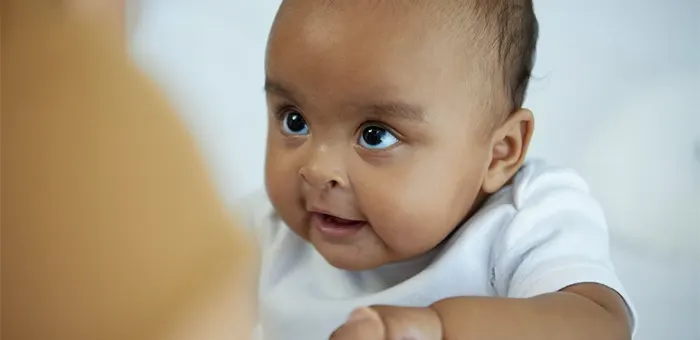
[310,213,366,239]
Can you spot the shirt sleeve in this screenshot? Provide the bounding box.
[490,168,636,330]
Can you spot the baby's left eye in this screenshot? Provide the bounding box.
[358,126,399,150]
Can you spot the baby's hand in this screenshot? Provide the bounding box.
[330,306,442,340]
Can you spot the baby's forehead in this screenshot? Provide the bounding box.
[271,0,499,81]
[268,0,512,119]
[277,0,481,34]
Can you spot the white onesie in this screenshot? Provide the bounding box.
[238,160,636,340]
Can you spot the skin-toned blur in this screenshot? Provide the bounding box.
[1,1,255,339]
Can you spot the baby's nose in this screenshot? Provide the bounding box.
[299,147,348,190]
[299,164,347,190]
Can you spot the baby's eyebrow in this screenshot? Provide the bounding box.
[265,78,426,123]
[358,101,427,123]
[264,78,301,103]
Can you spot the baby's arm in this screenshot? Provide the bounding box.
[429,283,630,339]
[332,284,629,340]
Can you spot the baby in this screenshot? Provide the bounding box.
[240,0,636,339]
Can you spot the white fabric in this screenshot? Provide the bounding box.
[239,161,636,340]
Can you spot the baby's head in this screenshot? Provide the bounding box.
[264,0,538,270]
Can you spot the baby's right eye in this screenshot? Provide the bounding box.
[281,110,309,135]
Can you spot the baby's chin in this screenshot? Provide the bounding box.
[317,250,386,272]
[308,229,390,271]
[310,234,437,272]
[323,254,381,271]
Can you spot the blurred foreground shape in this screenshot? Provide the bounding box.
[1,1,255,339]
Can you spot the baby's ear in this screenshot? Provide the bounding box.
[482,109,534,193]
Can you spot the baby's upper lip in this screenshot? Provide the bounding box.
[307,206,364,222]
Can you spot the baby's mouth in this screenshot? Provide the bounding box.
[320,213,364,227]
[310,212,366,239]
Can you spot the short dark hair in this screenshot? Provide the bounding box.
[468,0,539,113]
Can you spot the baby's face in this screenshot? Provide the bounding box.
[264,1,493,270]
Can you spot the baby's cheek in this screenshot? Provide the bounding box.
[265,168,309,238]
[264,151,297,204]
[362,185,461,259]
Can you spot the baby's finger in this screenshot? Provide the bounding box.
[370,306,443,340]
[330,308,385,340]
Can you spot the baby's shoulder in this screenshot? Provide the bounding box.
[497,159,602,217]
[476,160,609,259]
[454,161,624,301]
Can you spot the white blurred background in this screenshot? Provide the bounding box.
[129,1,699,339]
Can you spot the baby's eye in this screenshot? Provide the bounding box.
[281,110,309,135]
[358,126,399,150]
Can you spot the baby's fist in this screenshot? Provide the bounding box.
[330,306,442,340]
